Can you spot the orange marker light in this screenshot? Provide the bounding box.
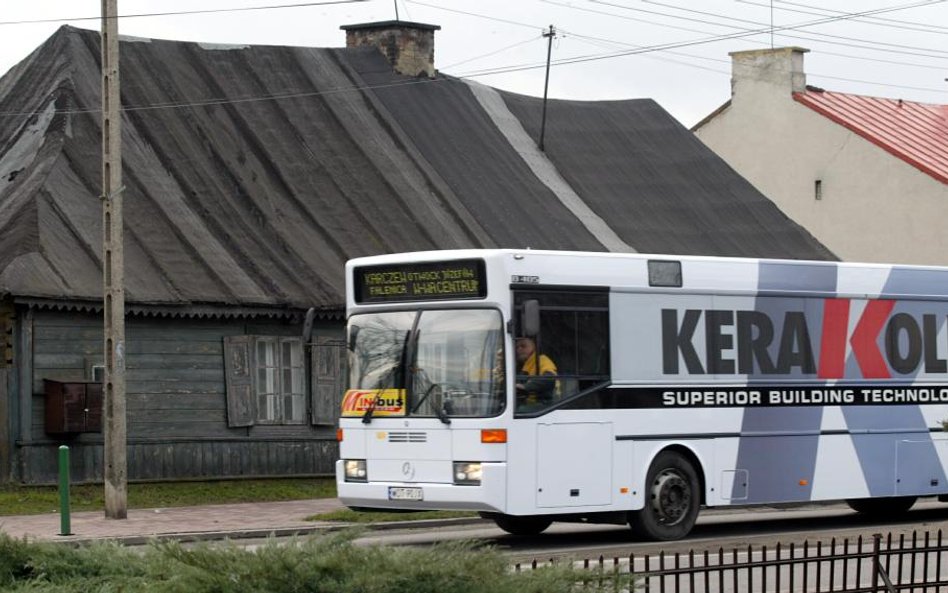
[336,428,344,442]
[619,487,630,494]
[799,479,808,486]
[481,429,507,443]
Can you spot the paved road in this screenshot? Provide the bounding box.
[353,500,948,561]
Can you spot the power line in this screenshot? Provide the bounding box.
[404,0,542,30]
[810,72,948,94]
[566,31,948,94]
[0,0,367,27]
[564,0,948,59]
[542,0,948,61]
[773,0,948,34]
[565,31,730,75]
[593,0,948,58]
[563,26,946,75]
[658,0,948,37]
[453,26,948,96]
[441,35,541,70]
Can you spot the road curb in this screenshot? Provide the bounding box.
[48,516,490,546]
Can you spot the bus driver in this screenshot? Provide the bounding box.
[515,337,557,405]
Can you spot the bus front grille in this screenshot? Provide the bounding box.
[388,431,427,443]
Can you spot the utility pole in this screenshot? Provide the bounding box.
[101,0,127,520]
[538,25,556,152]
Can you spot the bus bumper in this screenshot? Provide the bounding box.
[335,460,507,512]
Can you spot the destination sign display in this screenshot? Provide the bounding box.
[354,259,487,304]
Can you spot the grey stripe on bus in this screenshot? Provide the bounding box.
[729,262,838,503]
[841,272,948,497]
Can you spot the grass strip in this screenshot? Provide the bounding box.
[0,478,336,516]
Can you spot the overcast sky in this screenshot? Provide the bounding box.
[1,0,947,127]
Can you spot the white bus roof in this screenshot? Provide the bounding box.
[346,249,948,301]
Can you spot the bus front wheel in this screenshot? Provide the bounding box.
[629,451,700,541]
[482,513,552,536]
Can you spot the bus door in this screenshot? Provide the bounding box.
[512,288,613,507]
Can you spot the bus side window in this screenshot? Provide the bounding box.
[545,309,610,400]
[514,290,610,409]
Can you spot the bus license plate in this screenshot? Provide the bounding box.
[388,487,423,501]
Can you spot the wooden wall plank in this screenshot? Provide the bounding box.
[0,369,9,481]
[128,392,225,410]
[126,382,225,395]
[18,310,33,450]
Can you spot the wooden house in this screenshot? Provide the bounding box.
[0,24,833,484]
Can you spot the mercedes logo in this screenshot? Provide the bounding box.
[401,461,415,480]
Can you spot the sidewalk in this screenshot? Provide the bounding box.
[0,498,352,545]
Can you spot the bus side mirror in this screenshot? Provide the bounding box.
[522,300,540,338]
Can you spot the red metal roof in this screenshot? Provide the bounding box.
[793,89,948,185]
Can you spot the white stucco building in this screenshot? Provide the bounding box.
[693,47,948,266]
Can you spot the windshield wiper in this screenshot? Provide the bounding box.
[361,399,377,425]
[411,380,452,425]
[434,400,451,425]
[410,380,437,414]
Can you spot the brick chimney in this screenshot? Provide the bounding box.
[728,47,809,105]
[341,21,441,78]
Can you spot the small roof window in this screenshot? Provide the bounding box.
[648,260,682,287]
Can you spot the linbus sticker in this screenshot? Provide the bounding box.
[340,389,406,417]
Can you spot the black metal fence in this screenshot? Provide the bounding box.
[516,530,948,592]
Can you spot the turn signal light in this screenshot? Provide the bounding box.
[481,429,507,443]
[336,428,344,442]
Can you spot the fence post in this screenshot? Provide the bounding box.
[871,533,881,593]
[58,445,71,536]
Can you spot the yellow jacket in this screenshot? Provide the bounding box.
[519,354,558,403]
[520,353,557,376]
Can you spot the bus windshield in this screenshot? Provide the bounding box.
[347,309,506,418]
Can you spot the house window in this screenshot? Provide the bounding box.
[223,335,306,427]
[254,338,305,424]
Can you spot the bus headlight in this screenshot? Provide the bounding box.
[344,459,367,482]
[453,462,482,486]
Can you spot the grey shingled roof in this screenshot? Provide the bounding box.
[0,26,834,312]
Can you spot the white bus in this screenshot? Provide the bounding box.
[335,249,948,540]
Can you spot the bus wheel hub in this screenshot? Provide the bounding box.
[651,470,690,524]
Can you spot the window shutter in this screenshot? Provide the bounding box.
[223,335,255,427]
[311,336,345,426]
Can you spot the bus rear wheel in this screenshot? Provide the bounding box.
[629,451,700,541]
[483,513,552,536]
[846,496,916,515]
